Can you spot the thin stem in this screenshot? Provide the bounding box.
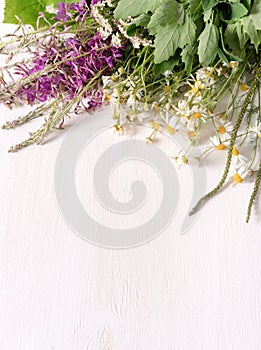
[246,160,261,223]
[190,63,261,215]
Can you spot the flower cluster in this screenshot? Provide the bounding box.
[0,0,260,222]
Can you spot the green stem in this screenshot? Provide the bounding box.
[190,63,261,216]
[246,160,261,223]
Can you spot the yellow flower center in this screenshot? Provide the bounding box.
[181,156,188,164]
[232,147,239,156]
[188,131,195,138]
[166,124,175,134]
[219,125,226,134]
[153,103,159,112]
[215,144,227,150]
[240,83,248,91]
[152,120,160,130]
[114,124,124,132]
[229,61,238,69]
[193,112,202,119]
[195,80,204,89]
[258,133,261,138]
[234,173,243,183]
[164,86,171,93]
[105,94,111,101]
[192,87,198,93]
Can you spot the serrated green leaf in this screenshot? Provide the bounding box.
[153,55,180,75]
[217,47,229,63]
[148,0,184,29]
[224,23,244,56]
[132,13,151,28]
[241,0,251,12]
[4,0,45,26]
[246,0,261,30]
[220,28,243,61]
[241,17,261,51]
[224,24,241,54]
[3,0,75,27]
[235,22,249,48]
[202,0,219,12]
[198,22,219,65]
[154,15,196,64]
[114,0,161,19]
[229,3,248,18]
[203,9,212,22]
[154,24,179,63]
[181,44,196,74]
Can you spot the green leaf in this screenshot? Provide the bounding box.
[114,0,161,19]
[229,3,248,19]
[198,22,219,65]
[181,44,196,74]
[3,0,76,27]
[189,0,201,14]
[241,17,261,51]
[224,23,244,56]
[153,55,180,75]
[154,24,179,63]
[224,22,244,55]
[154,15,196,64]
[217,47,229,64]
[245,0,261,30]
[190,0,203,21]
[202,0,219,12]
[148,0,184,29]
[220,28,243,61]
[132,13,151,28]
[126,24,137,36]
[241,0,251,12]
[235,21,249,49]
[203,9,212,22]
[4,0,46,26]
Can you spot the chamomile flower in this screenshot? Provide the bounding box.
[112,123,125,135]
[172,152,199,168]
[249,122,261,138]
[216,120,233,140]
[210,135,228,150]
[229,165,248,186]
[231,146,248,166]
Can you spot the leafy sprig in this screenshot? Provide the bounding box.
[114,0,261,74]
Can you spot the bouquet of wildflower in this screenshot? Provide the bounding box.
[0,0,260,221]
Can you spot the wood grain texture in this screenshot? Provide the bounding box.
[0,17,261,350]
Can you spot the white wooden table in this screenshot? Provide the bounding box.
[0,12,261,350]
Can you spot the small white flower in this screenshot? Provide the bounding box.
[45,4,56,14]
[216,120,233,140]
[164,70,172,77]
[102,75,113,88]
[111,33,122,47]
[210,135,228,150]
[172,152,199,168]
[229,165,248,186]
[249,122,261,138]
[231,146,248,166]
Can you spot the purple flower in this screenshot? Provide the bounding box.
[14,30,122,107]
[91,0,101,5]
[56,2,71,21]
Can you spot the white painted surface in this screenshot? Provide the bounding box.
[0,15,261,350]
